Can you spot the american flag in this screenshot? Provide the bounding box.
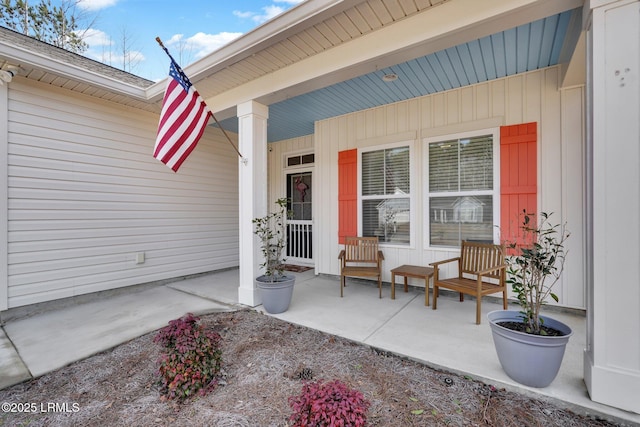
[153,59,212,172]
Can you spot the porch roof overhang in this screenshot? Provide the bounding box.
[0,27,156,112]
[0,0,587,142]
[196,0,586,142]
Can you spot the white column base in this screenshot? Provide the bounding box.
[585,350,640,414]
[238,284,261,308]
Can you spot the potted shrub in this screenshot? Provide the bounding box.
[487,210,573,388]
[253,198,296,314]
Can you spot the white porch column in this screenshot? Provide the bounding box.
[584,0,640,414]
[237,100,269,307]
[0,81,8,311]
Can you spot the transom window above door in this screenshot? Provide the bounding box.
[287,153,314,167]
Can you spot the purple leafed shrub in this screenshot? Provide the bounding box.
[288,379,371,427]
[153,313,222,401]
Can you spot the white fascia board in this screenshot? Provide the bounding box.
[145,0,353,99]
[203,0,584,114]
[0,41,149,99]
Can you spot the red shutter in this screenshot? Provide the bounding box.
[338,149,358,244]
[500,123,537,251]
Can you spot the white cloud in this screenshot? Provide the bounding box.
[233,1,304,25]
[82,28,112,47]
[166,34,185,45]
[169,31,243,60]
[77,0,119,11]
[83,28,147,70]
[84,47,145,69]
[260,5,285,23]
[232,10,254,19]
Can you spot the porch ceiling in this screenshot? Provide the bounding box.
[0,0,585,144]
[218,6,582,143]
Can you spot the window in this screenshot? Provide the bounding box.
[427,132,498,247]
[287,172,312,220]
[361,144,411,245]
[287,153,314,167]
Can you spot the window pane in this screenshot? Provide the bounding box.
[288,173,312,221]
[429,195,493,246]
[362,146,411,246]
[385,147,410,194]
[428,134,495,247]
[301,153,315,164]
[362,150,385,196]
[363,198,410,244]
[302,203,312,221]
[429,140,459,192]
[460,135,493,191]
[287,156,301,166]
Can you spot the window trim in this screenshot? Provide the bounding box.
[423,128,500,249]
[358,140,415,249]
[283,150,315,170]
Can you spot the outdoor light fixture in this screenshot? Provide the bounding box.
[0,66,21,85]
[382,73,398,82]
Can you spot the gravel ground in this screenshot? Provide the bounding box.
[0,310,622,426]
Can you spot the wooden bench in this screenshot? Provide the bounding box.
[338,237,384,298]
[430,241,507,324]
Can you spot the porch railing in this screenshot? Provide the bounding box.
[287,221,313,262]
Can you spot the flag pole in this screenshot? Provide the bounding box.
[155,37,247,163]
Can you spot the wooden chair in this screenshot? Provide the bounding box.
[430,241,507,324]
[338,237,384,298]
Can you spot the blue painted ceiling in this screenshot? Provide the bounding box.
[218,8,578,143]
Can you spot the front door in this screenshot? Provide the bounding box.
[286,171,313,264]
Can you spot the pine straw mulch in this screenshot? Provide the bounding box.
[0,309,620,427]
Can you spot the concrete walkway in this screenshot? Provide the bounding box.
[0,275,237,388]
[1,268,638,426]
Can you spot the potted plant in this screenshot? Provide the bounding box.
[253,198,296,314]
[487,210,572,388]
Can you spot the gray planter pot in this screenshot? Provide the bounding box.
[256,275,296,314]
[487,310,573,388]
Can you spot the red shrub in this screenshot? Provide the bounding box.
[288,379,370,427]
[154,313,222,401]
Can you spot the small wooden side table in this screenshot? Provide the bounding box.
[390,265,435,306]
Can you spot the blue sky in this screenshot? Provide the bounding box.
[76,0,305,81]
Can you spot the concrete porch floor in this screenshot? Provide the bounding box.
[1,268,638,425]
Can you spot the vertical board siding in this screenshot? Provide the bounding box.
[475,83,489,119]
[314,65,585,309]
[267,135,314,203]
[561,86,585,309]
[6,81,239,308]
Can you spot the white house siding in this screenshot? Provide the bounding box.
[267,135,314,203]
[313,65,586,310]
[1,82,8,311]
[4,80,239,309]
